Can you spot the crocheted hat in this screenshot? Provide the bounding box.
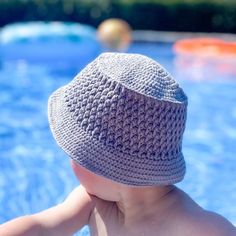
[48,52,188,186]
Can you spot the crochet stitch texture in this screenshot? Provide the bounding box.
[48,52,188,186]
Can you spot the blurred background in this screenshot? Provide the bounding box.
[0,0,236,33]
[0,0,236,235]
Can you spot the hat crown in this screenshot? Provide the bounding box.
[96,53,187,103]
[64,52,187,161]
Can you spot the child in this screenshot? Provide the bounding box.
[0,53,235,236]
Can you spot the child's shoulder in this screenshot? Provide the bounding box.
[181,209,236,236]
[172,188,236,236]
[159,187,235,236]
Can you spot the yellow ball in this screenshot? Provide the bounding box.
[97,18,132,51]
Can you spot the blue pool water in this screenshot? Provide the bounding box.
[0,42,235,235]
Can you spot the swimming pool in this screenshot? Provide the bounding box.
[0,41,235,235]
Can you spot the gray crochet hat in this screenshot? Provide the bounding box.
[48,52,188,186]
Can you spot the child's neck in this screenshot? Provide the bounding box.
[115,185,176,226]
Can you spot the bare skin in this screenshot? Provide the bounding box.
[0,160,235,236]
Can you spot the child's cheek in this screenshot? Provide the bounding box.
[71,160,97,192]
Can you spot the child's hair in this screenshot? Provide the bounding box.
[48,53,188,186]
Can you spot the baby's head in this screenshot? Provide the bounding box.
[48,52,188,189]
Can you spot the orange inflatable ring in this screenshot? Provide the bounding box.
[174,38,236,58]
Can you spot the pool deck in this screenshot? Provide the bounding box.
[133,30,236,42]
